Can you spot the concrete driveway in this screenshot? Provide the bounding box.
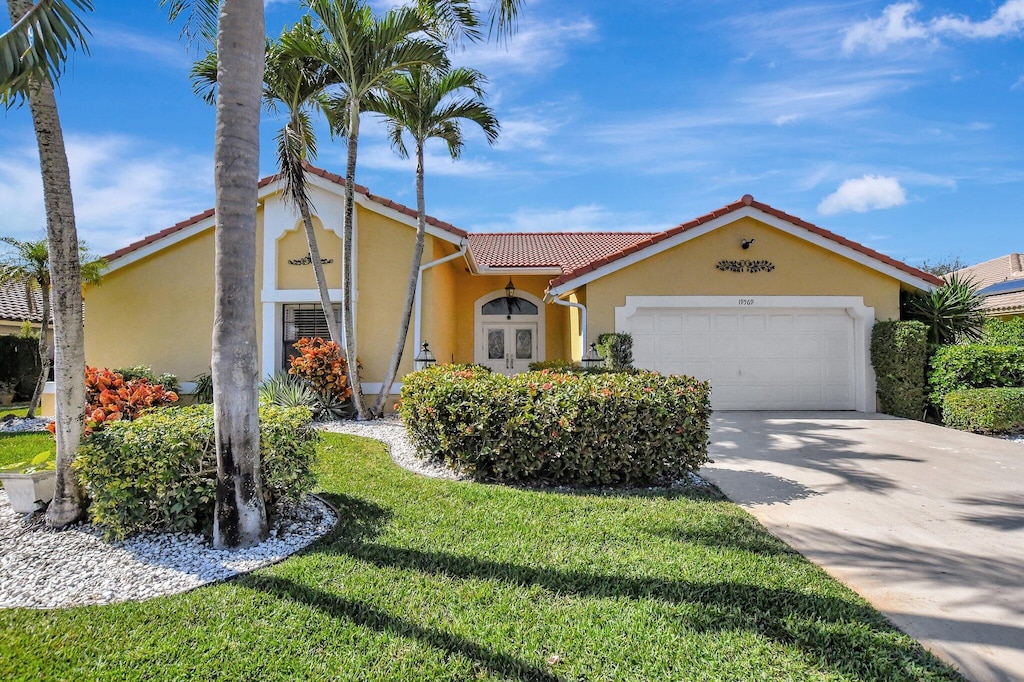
[702,412,1024,682]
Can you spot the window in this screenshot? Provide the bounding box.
[282,303,341,369]
[481,296,538,316]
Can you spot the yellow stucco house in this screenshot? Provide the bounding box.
[49,165,941,414]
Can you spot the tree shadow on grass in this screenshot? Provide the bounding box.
[271,493,961,681]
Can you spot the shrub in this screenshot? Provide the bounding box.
[596,333,633,370]
[870,321,928,419]
[260,372,350,420]
[982,317,1024,347]
[0,335,41,400]
[528,359,578,372]
[928,344,1024,407]
[192,371,213,404]
[904,272,987,345]
[74,404,318,538]
[942,388,1024,433]
[289,337,353,404]
[399,365,711,486]
[113,365,180,394]
[64,366,178,435]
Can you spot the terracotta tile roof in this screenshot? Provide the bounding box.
[951,253,1024,314]
[468,232,656,273]
[0,281,43,323]
[547,194,944,289]
[104,163,467,262]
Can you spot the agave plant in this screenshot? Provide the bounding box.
[906,272,987,345]
[259,373,321,409]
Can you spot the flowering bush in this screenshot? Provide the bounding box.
[49,366,179,436]
[288,337,353,404]
[400,365,711,485]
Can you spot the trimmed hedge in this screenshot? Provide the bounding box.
[982,317,1024,347]
[870,321,928,419]
[0,335,41,400]
[74,404,318,538]
[596,333,633,370]
[399,365,711,486]
[942,388,1024,433]
[928,344,1024,407]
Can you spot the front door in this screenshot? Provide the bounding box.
[480,322,538,375]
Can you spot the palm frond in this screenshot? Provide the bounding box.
[0,0,92,104]
[189,49,219,104]
[159,0,219,49]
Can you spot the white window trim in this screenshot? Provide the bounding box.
[614,295,876,412]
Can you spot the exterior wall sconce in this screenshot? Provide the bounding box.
[741,239,755,250]
[414,342,436,370]
[582,342,604,369]
[504,278,516,319]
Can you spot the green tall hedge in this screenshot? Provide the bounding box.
[0,335,41,400]
[870,320,928,419]
[596,333,634,370]
[982,317,1024,347]
[74,404,318,538]
[928,344,1024,407]
[942,388,1024,433]
[399,365,711,486]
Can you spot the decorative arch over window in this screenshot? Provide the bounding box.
[481,296,538,316]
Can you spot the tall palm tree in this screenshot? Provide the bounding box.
[207,0,269,548]
[297,0,447,420]
[0,237,104,418]
[366,65,498,415]
[2,0,92,528]
[191,20,342,346]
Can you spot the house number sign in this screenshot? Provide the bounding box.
[716,259,775,273]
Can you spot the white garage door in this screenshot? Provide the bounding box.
[627,307,856,410]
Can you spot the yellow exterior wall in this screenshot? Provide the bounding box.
[276,217,343,290]
[0,321,29,336]
[451,274,567,364]
[585,216,902,342]
[421,239,461,366]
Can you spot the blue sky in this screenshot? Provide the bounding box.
[1,0,1022,269]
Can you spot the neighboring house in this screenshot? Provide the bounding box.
[950,253,1024,319]
[0,280,43,337]
[45,166,940,415]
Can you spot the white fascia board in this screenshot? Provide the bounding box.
[104,215,215,274]
[547,206,937,296]
[475,266,563,276]
[262,289,343,303]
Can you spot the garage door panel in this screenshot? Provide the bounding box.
[627,306,856,410]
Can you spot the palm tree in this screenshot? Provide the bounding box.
[366,65,498,415]
[206,0,270,548]
[297,0,447,420]
[191,20,341,346]
[0,237,104,418]
[2,0,92,528]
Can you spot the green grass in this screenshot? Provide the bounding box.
[0,433,960,680]
[0,403,30,420]
[0,431,54,474]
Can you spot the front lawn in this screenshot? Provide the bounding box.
[0,431,54,474]
[0,432,960,680]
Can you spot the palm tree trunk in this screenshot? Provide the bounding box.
[342,104,369,420]
[299,201,341,345]
[8,0,87,528]
[373,142,427,416]
[211,0,268,549]
[26,282,51,419]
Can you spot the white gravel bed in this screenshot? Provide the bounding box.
[0,416,53,433]
[0,494,336,610]
[318,416,468,480]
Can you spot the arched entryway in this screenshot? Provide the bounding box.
[474,289,545,374]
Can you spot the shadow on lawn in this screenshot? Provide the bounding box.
[261,493,960,681]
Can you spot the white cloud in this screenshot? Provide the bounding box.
[355,140,496,177]
[817,175,907,215]
[773,114,800,126]
[91,25,192,68]
[472,204,666,234]
[0,134,213,255]
[844,1,1024,54]
[450,17,596,73]
[1013,75,1024,90]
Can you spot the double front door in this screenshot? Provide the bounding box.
[480,322,537,375]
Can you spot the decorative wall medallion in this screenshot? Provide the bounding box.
[288,253,335,266]
[716,259,775,273]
